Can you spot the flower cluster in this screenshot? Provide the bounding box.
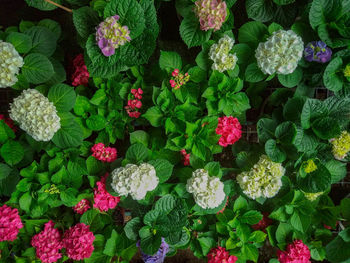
[91,143,117,162]
[237,155,285,200]
[62,223,95,261]
[125,88,143,118]
[9,89,61,141]
[169,69,190,89]
[180,149,190,166]
[93,174,120,212]
[186,169,225,209]
[277,240,311,263]
[344,64,350,80]
[216,116,242,147]
[137,237,169,263]
[252,212,273,231]
[0,114,16,132]
[194,0,227,31]
[0,41,24,88]
[31,221,63,263]
[96,15,131,57]
[71,54,89,86]
[304,41,332,63]
[330,130,350,160]
[207,246,238,263]
[209,35,238,72]
[111,163,159,200]
[255,30,304,75]
[0,205,23,242]
[303,191,323,201]
[73,199,90,215]
[303,159,317,173]
[44,184,60,194]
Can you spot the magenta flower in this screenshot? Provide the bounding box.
[207,246,238,263]
[93,173,120,212]
[62,223,95,261]
[194,0,227,31]
[31,221,63,263]
[73,199,90,215]
[125,88,143,118]
[0,204,23,242]
[180,149,190,166]
[215,116,242,147]
[71,54,89,87]
[277,240,311,263]
[91,143,117,163]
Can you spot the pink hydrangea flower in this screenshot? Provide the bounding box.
[125,88,143,118]
[252,212,273,232]
[0,114,16,132]
[208,246,238,263]
[71,54,89,87]
[180,149,190,166]
[62,223,95,261]
[216,116,242,147]
[73,199,90,215]
[277,240,311,263]
[91,143,117,163]
[194,0,227,31]
[93,173,120,212]
[0,204,23,242]
[31,221,63,263]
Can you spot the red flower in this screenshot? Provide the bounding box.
[180,149,190,166]
[277,240,311,263]
[216,116,242,147]
[71,54,89,87]
[208,246,238,263]
[252,212,273,232]
[0,114,16,132]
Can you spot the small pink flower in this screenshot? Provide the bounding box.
[71,54,89,87]
[252,212,273,232]
[73,199,90,215]
[0,114,16,132]
[180,149,190,166]
[93,173,120,212]
[62,223,95,261]
[131,88,143,99]
[128,111,141,118]
[125,88,143,118]
[277,240,311,263]
[31,221,63,263]
[208,246,238,263]
[216,116,242,147]
[0,204,23,242]
[91,143,117,163]
[172,69,179,77]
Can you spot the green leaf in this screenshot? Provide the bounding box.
[238,21,268,48]
[25,0,61,10]
[143,106,164,127]
[86,155,104,175]
[37,19,61,41]
[246,0,274,22]
[19,192,32,212]
[155,194,176,214]
[0,163,12,180]
[198,237,216,255]
[74,96,91,116]
[249,231,267,243]
[159,51,182,72]
[124,217,142,240]
[240,210,263,225]
[25,26,57,56]
[265,139,286,163]
[268,22,284,34]
[0,141,24,166]
[104,0,145,39]
[293,128,318,152]
[326,235,350,262]
[275,121,297,144]
[311,117,340,140]
[325,160,347,183]
[60,188,78,207]
[298,160,331,193]
[180,16,212,48]
[275,222,292,244]
[0,120,15,144]
[22,53,54,84]
[273,0,295,5]
[52,114,83,148]
[103,230,119,256]
[234,196,248,212]
[204,162,222,178]
[126,143,149,162]
[242,244,259,262]
[323,57,344,92]
[86,115,106,131]
[148,159,173,183]
[278,67,303,88]
[188,66,206,83]
[245,63,265,82]
[48,83,76,112]
[130,130,149,146]
[73,7,99,40]
[232,43,253,65]
[6,32,32,53]
[290,211,310,233]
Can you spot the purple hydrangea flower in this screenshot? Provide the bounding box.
[304,41,332,63]
[137,238,169,263]
[96,15,131,57]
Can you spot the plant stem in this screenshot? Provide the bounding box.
[44,0,72,13]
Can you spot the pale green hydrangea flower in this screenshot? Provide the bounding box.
[237,155,285,200]
[255,30,304,75]
[330,131,350,160]
[9,89,61,141]
[186,169,225,209]
[0,41,24,88]
[303,191,323,201]
[209,35,238,72]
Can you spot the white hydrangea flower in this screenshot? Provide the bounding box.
[255,30,304,75]
[237,155,285,200]
[111,163,159,200]
[9,89,61,141]
[209,35,238,72]
[0,41,24,88]
[186,169,225,209]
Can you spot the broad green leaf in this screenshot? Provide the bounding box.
[22,53,54,84]
[86,115,106,131]
[48,83,76,112]
[0,141,24,166]
[180,16,212,48]
[265,139,286,163]
[278,67,303,88]
[73,7,99,40]
[159,51,182,72]
[275,121,297,144]
[246,0,274,22]
[6,32,32,53]
[25,26,57,56]
[245,63,265,82]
